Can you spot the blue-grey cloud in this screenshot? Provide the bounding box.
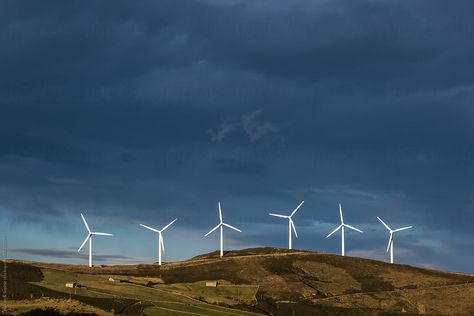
[9,248,132,261]
[0,0,473,272]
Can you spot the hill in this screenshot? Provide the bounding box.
[3,247,474,315]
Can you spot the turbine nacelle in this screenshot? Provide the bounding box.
[377,216,412,255]
[326,204,363,238]
[205,202,241,257]
[205,202,242,236]
[140,218,178,235]
[78,214,113,252]
[269,201,304,249]
[140,218,177,265]
[326,204,363,256]
[77,213,112,267]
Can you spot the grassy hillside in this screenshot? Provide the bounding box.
[3,248,474,315]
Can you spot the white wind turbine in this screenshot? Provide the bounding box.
[326,204,363,256]
[140,218,177,266]
[377,217,412,264]
[269,201,304,249]
[78,213,113,267]
[205,202,242,257]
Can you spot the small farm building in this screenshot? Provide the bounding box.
[206,281,219,287]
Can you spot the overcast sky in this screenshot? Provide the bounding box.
[0,0,473,272]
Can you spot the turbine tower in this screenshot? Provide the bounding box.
[205,202,241,257]
[140,218,177,266]
[78,213,113,267]
[269,201,304,249]
[326,204,363,256]
[377,217,412,264]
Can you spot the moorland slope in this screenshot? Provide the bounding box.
[4,248,474,315]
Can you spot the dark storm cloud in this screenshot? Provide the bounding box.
[0,132,85,163]
[0,0,473,271]
[214,157,267,175]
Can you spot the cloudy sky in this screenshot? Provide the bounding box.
[0,0,473,272]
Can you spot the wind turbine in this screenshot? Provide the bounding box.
[140,218,177,266]
[78,213,113,267]
[205,202,242,257]
[269,201,304,249]
[377,217,412,264]
[326,204,363,256]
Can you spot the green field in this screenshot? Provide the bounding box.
[31,268,262,315]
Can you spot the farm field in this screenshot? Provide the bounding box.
[3,247,474,315]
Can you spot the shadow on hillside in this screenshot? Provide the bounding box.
[20,308,97,316]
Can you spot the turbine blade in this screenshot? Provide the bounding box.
[160,234,165,253]
[326,224,342,238]
[81,213,91,233]
[393,226,413,232]
[205,224,221,237]
[140,224,160,233]
[92,232,113,236]
[339,204,344,224]
[269,213,288,218]
[161,218,177,232]
[290,219,298,238]
[290,201,304,217]
[387,233,393,252]
[78,235,90,252]
[377,217,392,231]
[345,224,363,233]
[218,202,223,222]
[223,223,242,233]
